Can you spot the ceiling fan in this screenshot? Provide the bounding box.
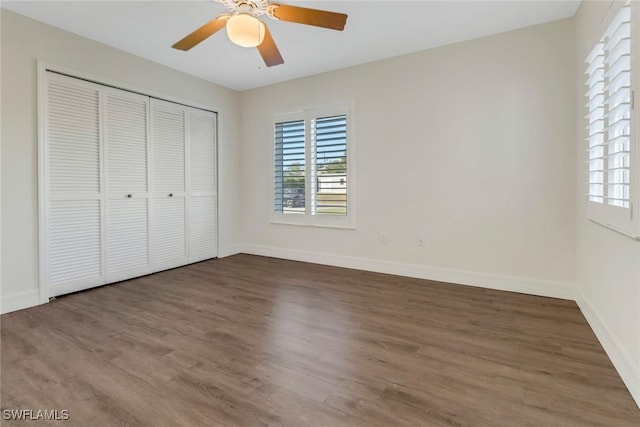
[172,0,348,67]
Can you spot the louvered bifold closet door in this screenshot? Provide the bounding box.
[188,108,217,263]
[150,99,188,271]
[104,89,151,282]
[45,72,104,296]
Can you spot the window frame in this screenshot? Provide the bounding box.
[585,0,640,239]
[270,103,355,229]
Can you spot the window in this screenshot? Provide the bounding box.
[585,0,639,238]
[273,105,353,228]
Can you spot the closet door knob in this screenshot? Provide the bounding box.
[169,193,173,197]
[127,194,132,198]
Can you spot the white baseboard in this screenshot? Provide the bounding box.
[576,291,640,409]
[1,289,42,314]
[240,244,575,300]
[218,244,243,258]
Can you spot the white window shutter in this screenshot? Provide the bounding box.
[313,114,348,216]
[604,3,632,209]
[272,105,353,228]
[274,119,306,213]
[586,41,606,204]
[585,1,637,237]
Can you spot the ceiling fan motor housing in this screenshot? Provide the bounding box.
[214,0,271,17]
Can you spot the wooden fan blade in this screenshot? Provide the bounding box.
[172,15,229,51]
[258,25,284,67]
[271,4,347,31]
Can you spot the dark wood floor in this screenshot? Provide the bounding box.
[2,254,639,426]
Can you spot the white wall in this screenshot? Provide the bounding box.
[574,0,640,407]
[0,10,242,312]
[239,18,576,298]
[3,4,638,407]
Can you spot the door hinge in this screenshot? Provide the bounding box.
[632,90,635,110]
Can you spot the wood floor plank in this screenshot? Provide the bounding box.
[2,254,638,426]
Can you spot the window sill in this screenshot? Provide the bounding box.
[588,218,640,241]
[270,215,355,230]
[587,201,640,240]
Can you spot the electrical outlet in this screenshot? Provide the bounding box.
[417,236,425,247]
[379,232,388,245]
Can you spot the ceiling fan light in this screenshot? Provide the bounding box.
[226,13,266,48]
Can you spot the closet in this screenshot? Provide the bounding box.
[42,71,217,297]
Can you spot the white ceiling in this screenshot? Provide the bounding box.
[2,0,580,91]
